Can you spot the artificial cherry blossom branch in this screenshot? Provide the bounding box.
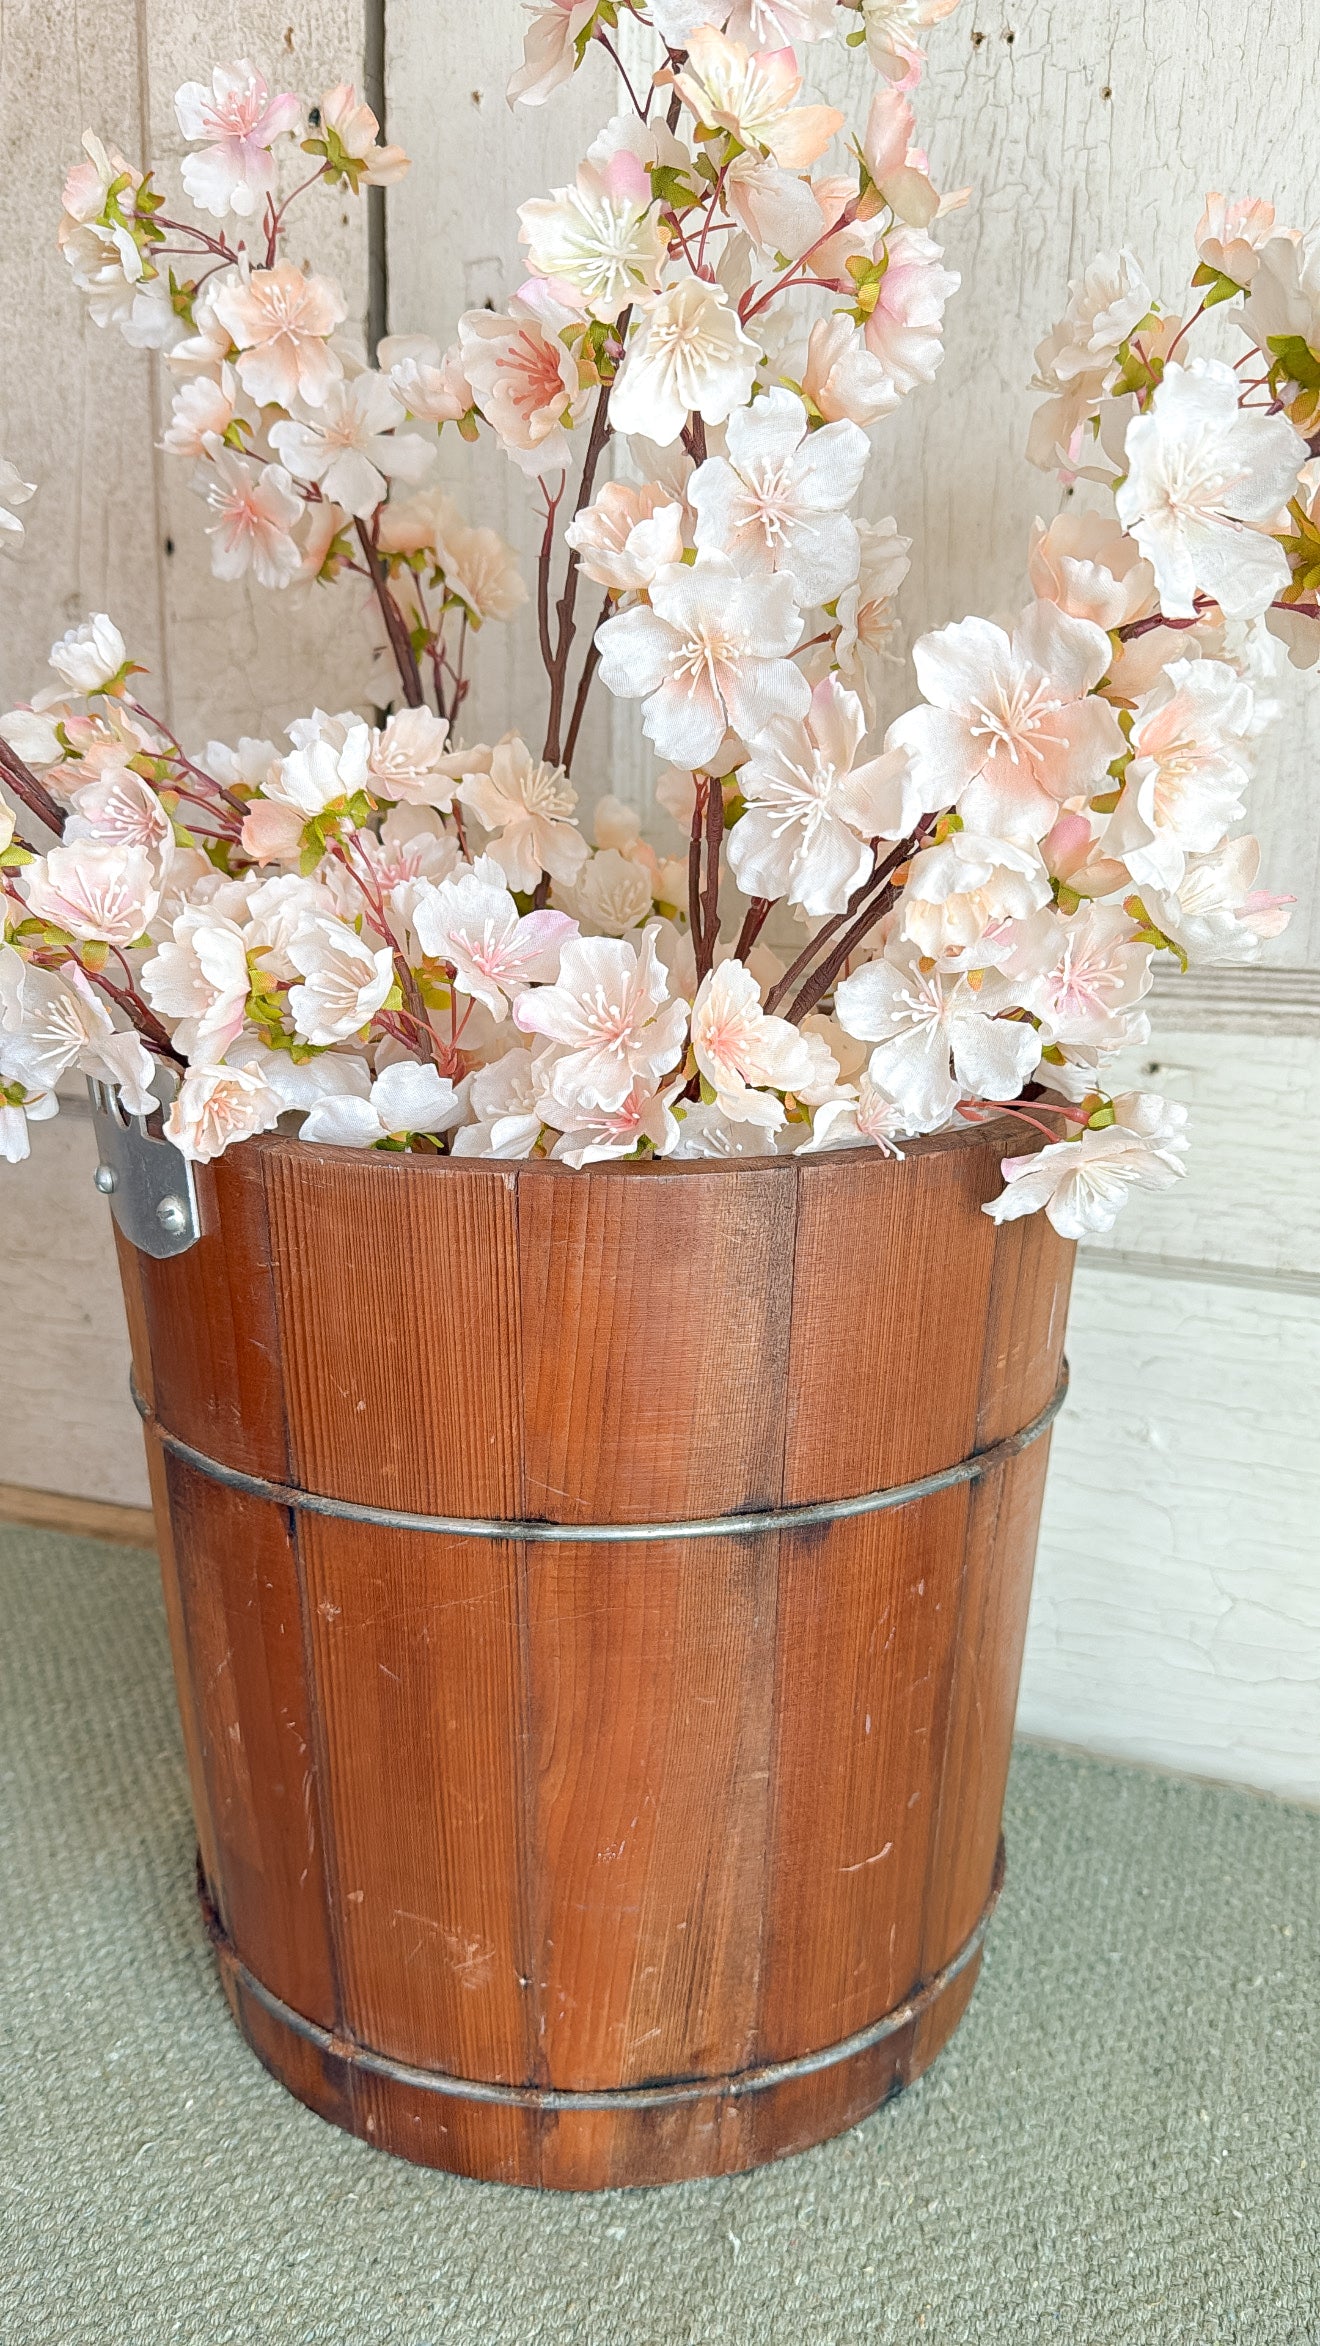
[0,737,66,838]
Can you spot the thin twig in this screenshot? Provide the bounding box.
[697,772,724,981]
[562,595,612,771]
[355,518,426,707]
[687,780,706,952]
[0,738,66,837]
[544,383,616,764]
[733,897,772,963]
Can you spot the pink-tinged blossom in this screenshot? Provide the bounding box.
[1115,360,1306,621]
[1140,835,1292,966]
[545,1076,684,1166]
[316,83,409,187]
[565,483,686,594]
[863,87,940,230]
[900,831,1053,962]
[689,387,870,605]
[212,265,347,409]
[241,713,371,862]
[202,452,302,587]
[269,373,433,518]
[301,1061,461,1148]
[1003,902,1154,1048]
[797,1073,913,1155]
[376,334,473,424]
[141,910,250,1060]
[1027,511,1156,633]
[457,738,589,892]
[984,1094,1188,1239]
[514,928,689,1115]
[167,1061,284,1162]
[24,839,159,945]
[730,677,910,916]
[49,614,128,695]
[725,0,840,39]
[860,225,959,395]
[459,292,585,475]
[860,0,962,84]
[673,28,844,169]
[287,914,396,1045]
[1195,194,1277,289]
[65,769,174,877]
[162,370,237,459]
[833,518,913,709]
[561,847,657,936]
[835,943,1043,1129]
[412,856,576,1019]
[1243,228,1320,364]
[174,63,302,220]
[508,0,598,107]
[519,163,668,323]
[609,279,760,448]
[595,553,809,768]
[802,314,901,427]
[1105,658,1255,890]
[1,960,156,1115]
[888,602,1125,844]
[690,959,818,1132]
[724,154,825,262]
[450,1049,545,1160]
[367,707,456,808]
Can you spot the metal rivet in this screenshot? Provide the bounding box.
[93,1163,118,1195]
[156,1194,189,1236]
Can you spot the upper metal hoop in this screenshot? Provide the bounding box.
[132,1367,1067,1546]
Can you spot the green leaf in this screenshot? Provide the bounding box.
[1267,334,1320,391]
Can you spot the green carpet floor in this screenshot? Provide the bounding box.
[1,1524,1317,2345]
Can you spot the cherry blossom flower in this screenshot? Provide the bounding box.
[48,614,128,696]
[367,707,456,808]
[141,909,251,1060]
[900,831,1053,962]
[673,29,844,169]
[668,1098,783,1156]
[65,769,174,878]
[162,370,237,460]
[797,1073,912,1155]
[174,62,302,220]
[457,737,589,892]
[1105,659,1255,890]
[287,913,396,1045]
[801,315,901,427]
[450,1049,545,1160]
[269,374,433,518]
[202,452,303,587]
[0,1078,58,1162]
[595,553,809,767]
[1027,511,1156,633]
[1139,835,1292,965]
[860,0,961,85]
[519,160,668,323]
[560,847,657,936]
[722,0,840,38]
[544,1077,683,1166]
[1,960,156,1115]
[241,712,372,862]
[690,959,818,1131]
[167,1060,284,1162]
[1243,228,1320,365]
[833,517,913,704]
[689,387,869,604]
[314,83,409,188]
[888,602,1126,843]
[609,279,760,448]
[377,334,473,425]
[24,839,159,945]
[459,290,586,475]
[565,483,686,594]
[1195,194,1276,289]
[0,459,36,554]
[1115,360,1306,621]
[863,87,940,230]
[729,677,910,915]
[300,1061,461,1148]
[984,1094,1189,1239]
[859,225,959,395]
[412,856,576,1018]
[514,928,689,1114]
[835,942,1043,1128]
[1003,902,1154,1048]
[723,154,825,262]
[508,0,598,107]
[212,266,347,409]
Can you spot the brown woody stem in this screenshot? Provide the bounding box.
[0,737,66,837]
[543,382,615,766]
[697,773,724,981]
[355,519,426,708]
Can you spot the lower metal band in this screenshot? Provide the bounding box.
[201,1841,1004,2114]
[134,1370,1066,1547]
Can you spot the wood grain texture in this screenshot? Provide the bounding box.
[123,1120,1070,2186]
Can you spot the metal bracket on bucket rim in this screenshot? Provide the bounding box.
[87,1068,204,1261]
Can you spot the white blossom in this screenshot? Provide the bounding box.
[609,279,760,448]
[300,1060,462,1148]
[24,839,159,945]
[514,927,689,1115]
[899,830,1053,962]
[595,554,809,768]
[166,1060,284,1162]
[1140,835,1292,965]
[544,1077,684,1166]
[212,266,347,410]
[450,1048,545,1159]
[269,374,433,518]
[690,958,819,1131]
[412,856,576,1018]
[142,910,251,1060]
[1,960,156,1114]
[1105,659,1255,890]
[984,1094,1189,1238]
[689,388,869,604]
[729,677,910,916]
[835,942,1043,1128]
[286,914,396,1045]
[564,484,686,594]
[1115,360,1306,621]
[457,738,589,893]
[520,160,668,323]
[202,452,303,587]
[174,62,302,220]
[49,614,128,695]
[673,28,843,168]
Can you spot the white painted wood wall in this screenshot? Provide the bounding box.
[2,2,1317,1800]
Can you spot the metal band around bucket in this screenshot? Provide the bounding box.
[202,1839,1005,2113]
[132,1367,1067,1546]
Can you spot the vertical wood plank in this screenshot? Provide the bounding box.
[518,1166,798,1523]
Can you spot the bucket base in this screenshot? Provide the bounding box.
[199,1849,1001,2191]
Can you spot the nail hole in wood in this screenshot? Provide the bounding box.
[971,26,985,43]
[164,536,175,555]
[1101,83,1112,98]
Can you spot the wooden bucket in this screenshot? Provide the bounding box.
[114,1118,1073,2189]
